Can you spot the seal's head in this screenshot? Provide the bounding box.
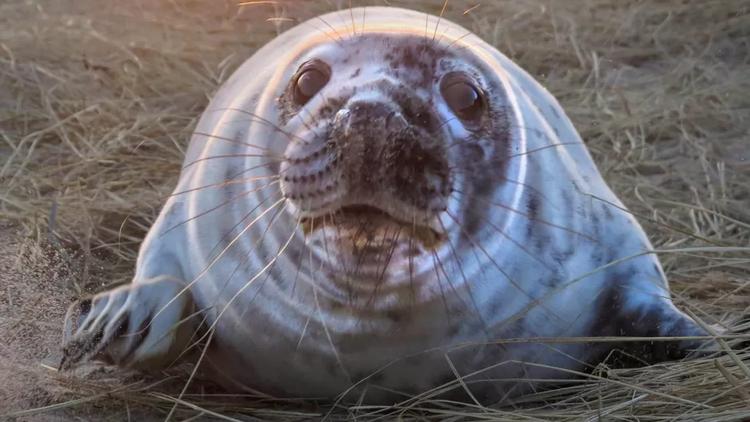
[276,34,519,307]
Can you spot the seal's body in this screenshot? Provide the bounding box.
[62,7,710,402]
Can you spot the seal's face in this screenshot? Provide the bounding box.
[277,34,513,297]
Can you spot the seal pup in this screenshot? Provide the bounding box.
[61,7,716,403]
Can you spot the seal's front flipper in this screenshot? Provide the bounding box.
[591,289,719,367]
[61,275,197,371]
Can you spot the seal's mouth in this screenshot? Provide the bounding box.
[300,204,444,249]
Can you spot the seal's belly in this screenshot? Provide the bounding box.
[203,308,591,400]
[190,257,601,400]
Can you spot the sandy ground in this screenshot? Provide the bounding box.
[0,225,76,419]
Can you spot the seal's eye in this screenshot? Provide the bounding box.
[441,74,485,124]
[294,62,330,105]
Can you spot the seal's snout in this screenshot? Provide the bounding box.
[339,101,408,135]
[281,96,450,244]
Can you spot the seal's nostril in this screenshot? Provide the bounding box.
[386,111,407,132]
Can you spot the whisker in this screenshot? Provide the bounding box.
[203,192,278,261]
[452,188,597,242]
[206,106,312,144]
[430,247,467,314]
[437,218,490,336]
[447,167,552,204]
[493,250,660,334]
[150,198,287,325]
[507,142,584,160]
[160,180,280,236]
[191,213,300,349]
[580,191,722,246]
[316,15,345,43]
[237,0,277,5]
[182,153,279,170]
[430,251,453,319]
[444,210,565,324]
[165,324,216,421]
[366,226,402,308]
[432,0,450,42]
[463,3,481,15]
[314,285,352,382]
[212,198,289,303]
[296,104,317,134]
[450,207,556,272]
[349,0,356,36]
[444,30,473,50]
[175,217,300,413]
[408,212,418,306]
[360,6,366,34]
[169,174,278,197]
[191,130,279,155]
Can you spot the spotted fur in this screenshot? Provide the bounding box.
[61,7,714,404]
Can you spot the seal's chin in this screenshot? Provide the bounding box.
[299,204,444,250]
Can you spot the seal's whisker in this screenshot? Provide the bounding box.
[203,193,281,261]
[187,212,299,351]
[305,216,351,380]
[437,218,491,336]
[430,251,453,319]
[376,227,402,287]
[463,3,481,15]
[190,131,280,155]
[166,308,214,366]
[207,106,312,144]
[150,198,287,325]
[327,213,357,304]
[448,207,557,272]
[444,30,474,50]
[169,174,279,197]
[448,168,552,204]
[209,199,289,313]
[160,181,281,236]
[580,190,722,245]
[432,0,450,43]
[350,221,376,280]
[444,211,566,323]
[363,225,400,308]
[181,153,281,170]
[319,212,341,295]
[360,6,366,35]
[430,248,468,316]
[295,313,312,353]
[316,16,345,44]
[508,142,585,160]
[348,0,356,36]
[296,103,318,135]
[408,212,419,307]
[165,326,216,421]
[452,188,598,242]
[314,285,352,383]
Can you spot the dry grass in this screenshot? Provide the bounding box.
[1,0,749,420]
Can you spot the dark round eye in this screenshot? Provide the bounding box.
[294,63,330,105]
[441,76,484,123]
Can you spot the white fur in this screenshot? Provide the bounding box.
[64,7,697,401]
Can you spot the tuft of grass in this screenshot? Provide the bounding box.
[1,0,748,420]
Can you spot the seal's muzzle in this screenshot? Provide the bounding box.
[281,96,450,244]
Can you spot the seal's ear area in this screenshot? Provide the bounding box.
[60,276,197,372]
